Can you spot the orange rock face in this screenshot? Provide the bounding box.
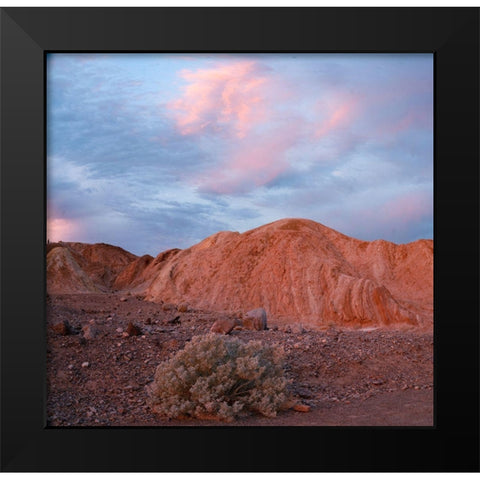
[143,219,433,329]
[47,242,137,294]
[46,219,433,329]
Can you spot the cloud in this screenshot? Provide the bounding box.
[168,61,270,139]
[193,123,306,195]
[168,60,311,195]
[47,217,80,243]
[318,187,433,244]
[315,93,360,139]
[47,54,433,254]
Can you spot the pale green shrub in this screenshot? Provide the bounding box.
[147,333,290,421]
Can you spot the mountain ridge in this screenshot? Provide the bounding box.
[46,218,433,329]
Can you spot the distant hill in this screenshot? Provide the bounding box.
[46,219,433,329]
[47,242,137,293]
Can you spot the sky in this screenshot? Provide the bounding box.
[47,53,433,256]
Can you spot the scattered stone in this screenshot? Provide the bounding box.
[292,404,310,413]
[177,303,189,313]
[81,362,89,368]
[166,315,180,325]
[120,297,127,302]
[242,308,267,331]
[52,320,71,335]
[85,380,97,391]
[82,324,100,340]
[126,321,142,336]
[295,387,314,399]
[291,324,306,334]
[116,327,123,333]
[145,318,152,325]
[163,339,180,350]
[210,318,241,334]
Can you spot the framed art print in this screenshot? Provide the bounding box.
[1,7,479,472]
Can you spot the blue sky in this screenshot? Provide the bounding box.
[47,53,433,256]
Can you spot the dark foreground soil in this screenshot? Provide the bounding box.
[46,293,433,427]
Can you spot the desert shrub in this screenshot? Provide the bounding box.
[147,333,290,421]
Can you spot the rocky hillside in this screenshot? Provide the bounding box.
[47,242,137,293]
[46,219,433,328]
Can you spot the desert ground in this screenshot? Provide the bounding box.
[46,293,433,427]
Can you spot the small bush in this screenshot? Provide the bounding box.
[147,333,290,421]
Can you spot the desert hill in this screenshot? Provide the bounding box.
[47,242,137,293]
[46,219,433,328]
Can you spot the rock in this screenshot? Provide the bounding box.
[177,303,189,313]
[210,318,241,334]
[142,218,432,329]
[242,308,267,331]
[166,315,180,325]
[163,339,180,350]
[126,321,142,336]
[82,324,100,340]
[81,362,89,368]
[291,324,306,334]
[52,320,71,335]
[120,297,128,302]
[292,404,310,413]
[162,303,175,312]
[295,387,314,399]
[47,242,136,295]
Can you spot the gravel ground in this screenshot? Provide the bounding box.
[46,293,433,427]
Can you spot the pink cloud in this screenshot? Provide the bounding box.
[376,109,432,138]
[47,217,80,242]
[169,59,306,195]
[195,126,300,194]
[168,61,270,138]
[327,190,432,243]
[380,191,432,225]
[314,94,360,139]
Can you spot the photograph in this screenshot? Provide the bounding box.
[46,52,434,427]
